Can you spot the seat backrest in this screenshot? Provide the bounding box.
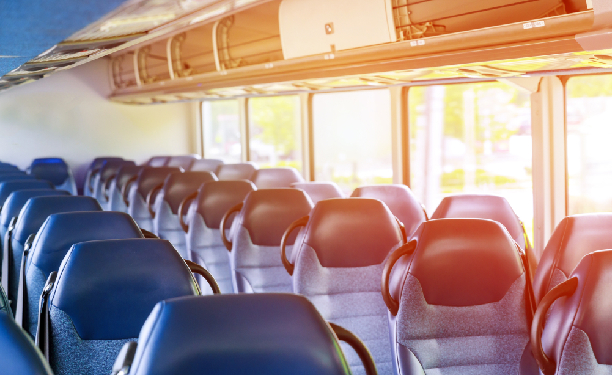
[84,157,123,196]
[251,168,304,189]
[0,312,53,375]
[166,155,200,170]
[29,158,75,193]
[540,250,612,374]
[533,214,612,304]
[0,164,21,172]
[232,189,312,293]
[189,158,224,173]
[146,156,170,167]
[0,174,35,184]
[292,182,344,205]
[94,160,136,204]
[107,165,143,212]
[216,163,256,181]
[0,180,54,208]
[389,218,532,375]
[24,212,144,336]
[125,294,351,375]
[187,180,256,294]
[292,198,403,375]
[48,239,199,375]
[351,184,426,236]
[134,167,182,202]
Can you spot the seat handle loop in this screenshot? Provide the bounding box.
[121,176,138,207]
[381,240,417,316]
[102,173,117,202]
[35,271,57,362]
[220,203,243,252]
[395,217,407,244]
[178,191,198,233]
[281,216,309,276]
[146,183,164,219]
[329,322,378,375]
[185,260,221,294]
[531,277,579,375]
[87,168,100,194]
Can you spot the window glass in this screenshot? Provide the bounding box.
[567,75,612,215]
[248,96,302,171]
[313,90,393,194]
[409,82,533,240]
[202,100,241,163]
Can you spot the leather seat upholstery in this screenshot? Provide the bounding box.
[153,171,217,258]
[186,180,256,294]
[216,163,256,180]
[126,167,181,232]
[251,168,304,189]
[533,214,612,304]
[46,239,200,375]
[93,160,136,207]
[351,185,426,237]
[0,180,54,209]
[28,158,76,194]
[231,189,312,293]
[123,294,352,375]
[8,196,102,311]
[166,155,199,170]
[292,182,344,204]
[387,218,535,375]
[107,165,143,212]
[0,312,53,375]
[292,198,403,375]
[23,212,144,337]
[189,159,224,173]
[539,250,612,374]
[84,157,123,197]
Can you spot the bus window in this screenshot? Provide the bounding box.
[567,75,612,215]
[248,96,302,171]
[202,100,241,163]
[409,82,533,240]
[313,90,392,194]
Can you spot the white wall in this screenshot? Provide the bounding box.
[0,58,199,176]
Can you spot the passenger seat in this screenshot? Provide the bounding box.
[251,167,304,188]
[145,156,170,167]
[0,312,52,375]
[216,162,256,180]
[0,180,54,209]
[166,155,199,170]
[189,158,224,173]
[84,157,123,197]
[28,158,76,194]
[292,182,344,204]
[92,160,135,207]
[106,164,143,212]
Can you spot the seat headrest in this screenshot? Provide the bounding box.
[166,155,200,170]
[216,163,257,181]
[292,182,344,205]
[301,198,402,267]
[100,160,136,182]
[0,174,34,183]
[115,165,143,190]
[196,180,256,229]
[146,156,170,167]
[351,185,426,236]
[128,294,349,375]
[50,239,198,340]
[241,189,313,246]
[0,189,69,228]
[0,313,53,375]
[30,212,144,277]
[14,196,102,244]
[432,194,524,247]
[30,157,65,166]
[190,159,224,173]
[407,218,523,306]
[0,165,20,172]
[161,172,218,214]
[89,157,123,170]
[29,162,70,186]
[136,167,182,199]
[251,168,304,189]
[0,180,54,205]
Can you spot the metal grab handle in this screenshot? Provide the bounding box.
[87,168,101,194]
[280,216,309,276]
[36,271,57,361]
[395,217,407,244]
[15,234,35,327]
[381,240,417,316]
[178,191,198,233]
[531,277,578,375]
[102,173,117,202]
[220,203,243,251]
[329,322,378,375]
[121,176,138,207]
[146,183,164,219]
[1,217,16,293]
[185,260,221,294]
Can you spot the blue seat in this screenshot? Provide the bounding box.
[216,162,257,180]
[0,173,35,184]
[230,189,312,293]
[43,239,200,375]
[126,167,181,232]
[166,155,200,170]
[28,158,76,194]
[289,198,403,375]
[189,158,223,173]
[107,165,143,212]
[186,180,256,294]
[0,163,21,172]
[145,156,170,167]
[351,185,427,237]
[0,180,54,209]
[119,294,357,375]
[0,312,52,375]
[5,196,101,311]
[84,157,123,197]
[93,160,136,207]
[292,182,344,204]
[152,171,217,258]
[251,168,304,189]
[20,212,144,337]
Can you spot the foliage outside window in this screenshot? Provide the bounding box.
[202,100,241,163]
